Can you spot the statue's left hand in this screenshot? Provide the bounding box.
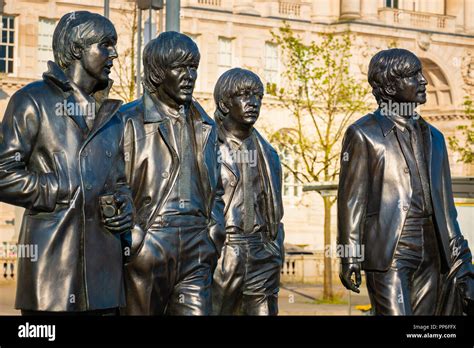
[103,193,134,234]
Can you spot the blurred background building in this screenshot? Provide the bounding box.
[0,0,473,286]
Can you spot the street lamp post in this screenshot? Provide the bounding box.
[166,0,180,32]
[136,0,164,99]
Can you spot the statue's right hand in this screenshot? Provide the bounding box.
[339,262,362,293]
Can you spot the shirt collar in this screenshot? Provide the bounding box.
[220,125,255,150]
[381,108,417,133]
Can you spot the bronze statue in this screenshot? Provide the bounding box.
[120,31,225,315]
[0,11,133,314]
[338,48,473,315]
[211,68,284,315]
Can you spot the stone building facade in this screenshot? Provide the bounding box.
[0,0,473,254]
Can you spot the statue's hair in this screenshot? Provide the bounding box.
[142,31,200,93]
[368,48,422,105]
[213,68,264,121]
[53,11,117,69]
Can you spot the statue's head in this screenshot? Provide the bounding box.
[214,68,264,128]
[53,11,117,86]
[368,48,428,107]
[143,31,200,106]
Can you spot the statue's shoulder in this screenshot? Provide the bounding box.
[12,80,51,100]
[192,99,215,126]
[352,112,378,130]
[119,98,144,124]
[254,129,279,157]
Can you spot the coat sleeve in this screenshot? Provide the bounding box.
[440,134,463,242]
[114,115,133,199]
[0,90,61,211]
[337,124,368,264]
[209,137,226,257]
[439,134,473,287]
[274,152,285,260]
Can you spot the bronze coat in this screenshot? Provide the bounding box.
[120,92,225,255]
[0,62,129,311]
[337,108,466,272]
[218,127,284,252]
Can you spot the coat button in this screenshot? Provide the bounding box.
[106,150,112,158]
[162,172,169,179]
[81,150,88,157]
[403,206,409,211]
[86,184,92,190]
[230,181,236,187]
[404,167,409,173]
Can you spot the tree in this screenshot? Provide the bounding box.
[448,96,474,164]
[111,3,138,103]
[269,23,371,300]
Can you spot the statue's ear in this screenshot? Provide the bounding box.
[218,100,229,114]
[71,42,83,60]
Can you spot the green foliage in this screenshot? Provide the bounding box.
[269,23,371,187]
[448,96,474,164]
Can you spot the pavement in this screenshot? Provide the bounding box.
[0,280,371,316]
[278,283,371,315]
[0,281,20,315]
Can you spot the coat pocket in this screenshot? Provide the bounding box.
[53,151,71,204]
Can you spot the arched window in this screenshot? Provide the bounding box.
[420,58,453,111]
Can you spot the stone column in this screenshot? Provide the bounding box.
[464,0,474,33]
[360,0,378,21]
[311,0,333,22]
[446,0,465,32]
[340,0,361,20]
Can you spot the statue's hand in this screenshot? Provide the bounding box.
[339,262,362,293]
[103,193,134,235]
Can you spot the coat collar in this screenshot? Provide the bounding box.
[43,61,122,140]
[374,107,426,137]
[143,90,213,126]
[42,61,116,107]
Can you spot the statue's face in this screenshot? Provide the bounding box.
[389,64,428,105]
[161,61,198,106]
[80,33,118,85]
[227,88,262,127]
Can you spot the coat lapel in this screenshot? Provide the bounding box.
[191,100,214,198]
[217,128,240,181]
[254,130,279,226]
[419,117,433,183]
[87,99,123,139]
[143,92,176,155]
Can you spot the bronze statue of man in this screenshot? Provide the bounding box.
[120,31,225,315]
[0,11,133,314]
[338,48,473,315]
[211,68,284,315]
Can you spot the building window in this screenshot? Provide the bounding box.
[38,18,56,74]
[0,15,15,74]
[217,37,232,77]
[281,148,303,199]
[385,0,399,8]
[264,42,279,87]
